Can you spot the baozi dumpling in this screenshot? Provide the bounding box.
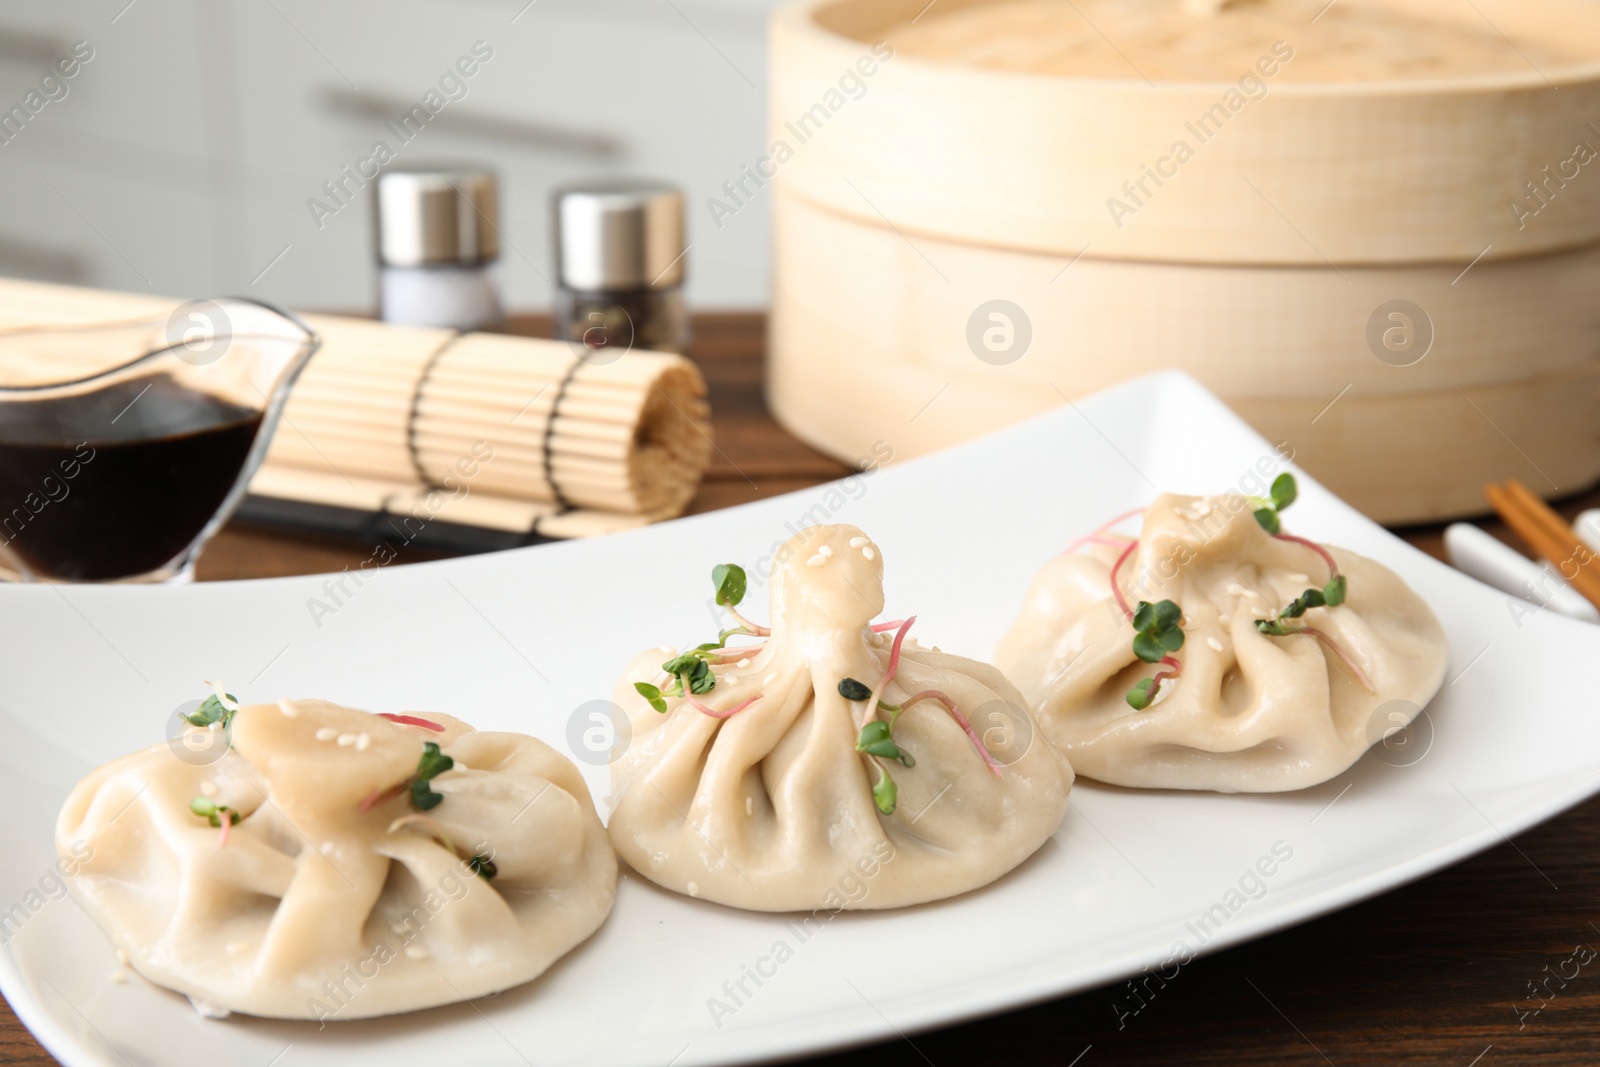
[995,486,1448,792]
[56,698,616,1020]
[609,524,1072,911]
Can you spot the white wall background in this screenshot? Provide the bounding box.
[0,0,780,311]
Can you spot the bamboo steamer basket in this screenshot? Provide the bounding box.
[770,0,1600,264]
[770,192,1600,522]
[766,0,1600,522]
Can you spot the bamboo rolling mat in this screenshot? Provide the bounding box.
[0,278,713,541]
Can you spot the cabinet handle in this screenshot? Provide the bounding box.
[320,87,623,159]
[0,30,69,66]
[0,232,88,285]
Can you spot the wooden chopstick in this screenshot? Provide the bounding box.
[1483,480,1600,611]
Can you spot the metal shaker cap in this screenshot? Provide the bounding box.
[375,167,499,267]
[553,179,685,290]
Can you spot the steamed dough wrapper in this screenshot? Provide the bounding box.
[609,524,1072,912]
[55,700,616,1019]
[996,494,1448,792]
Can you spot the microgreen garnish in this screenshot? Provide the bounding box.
[871,768,898,816]
[854,697,909,816]
[1126,599,1185,710]
[845,675,912,812]
[856,719,915,767]
[1131,600,1184,663]
[840,626,1003,817]
[468,854,497,880]
[634,681,668,713]
[183,691,237,729]
[713,563,747,607]
[636,563,770,719]
[410,742,454,811]
[660,651,716,697]
[1253,471,1350,646]
[1253,576,1368,689]
[1084,471,1366,702]
[190,795,243,847]
[1251,473,1298,534]
[189,796,240,827]
[1259,574,1348,636]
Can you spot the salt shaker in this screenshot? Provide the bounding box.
[375,167,505,332]
[551,179,688,356]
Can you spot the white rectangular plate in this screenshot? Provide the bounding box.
[2,371,1596,1067]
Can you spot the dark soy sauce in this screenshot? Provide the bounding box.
[0,377,262,580]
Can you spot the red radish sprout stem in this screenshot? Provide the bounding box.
[218,817,232,848]
[882,616,918,687]
[377,713,445,732]
[723,606,770,637]
[707,644,766,664]
[1297,627,1374,692]
[359,781,408,813]
[1109,540,1139,620]
[871,619,908,633]
[1064,508,1145,555]
[900,689,1003,776]
[685,692,761,719]
[1273,533,1340,579]
[1140,656,1184,707]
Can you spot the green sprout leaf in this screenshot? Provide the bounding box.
[1270,472,1298,511]
[660,653,715,697]
[712,563,747,607]
[189,796,240,827]
[1253,473,1298,533]
[1130,599,1185,664]
[410,742,454,811]
[685,660,715,695]
[468,854,498,880]
[1132,632,1167,664]
[855,719,915,767]
[411,780,443,811]
[1261,569,1347,639]
[1281,588,1327,619]
[417,742,453,780]
[634,681,668,714]
[1132,599,1181,633]
[1126,677,1156,711]
[872,767,898,815]
[661,652,703,677]
[183,692,237,729]
[838,677,872,702]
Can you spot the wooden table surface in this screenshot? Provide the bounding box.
[7,313,1600,1066]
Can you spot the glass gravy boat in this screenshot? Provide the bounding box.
[0,298,319,583]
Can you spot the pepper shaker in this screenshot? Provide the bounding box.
[551,179,688,357]
[375,167,505,332]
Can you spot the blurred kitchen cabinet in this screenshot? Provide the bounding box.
[0,0,778,309]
